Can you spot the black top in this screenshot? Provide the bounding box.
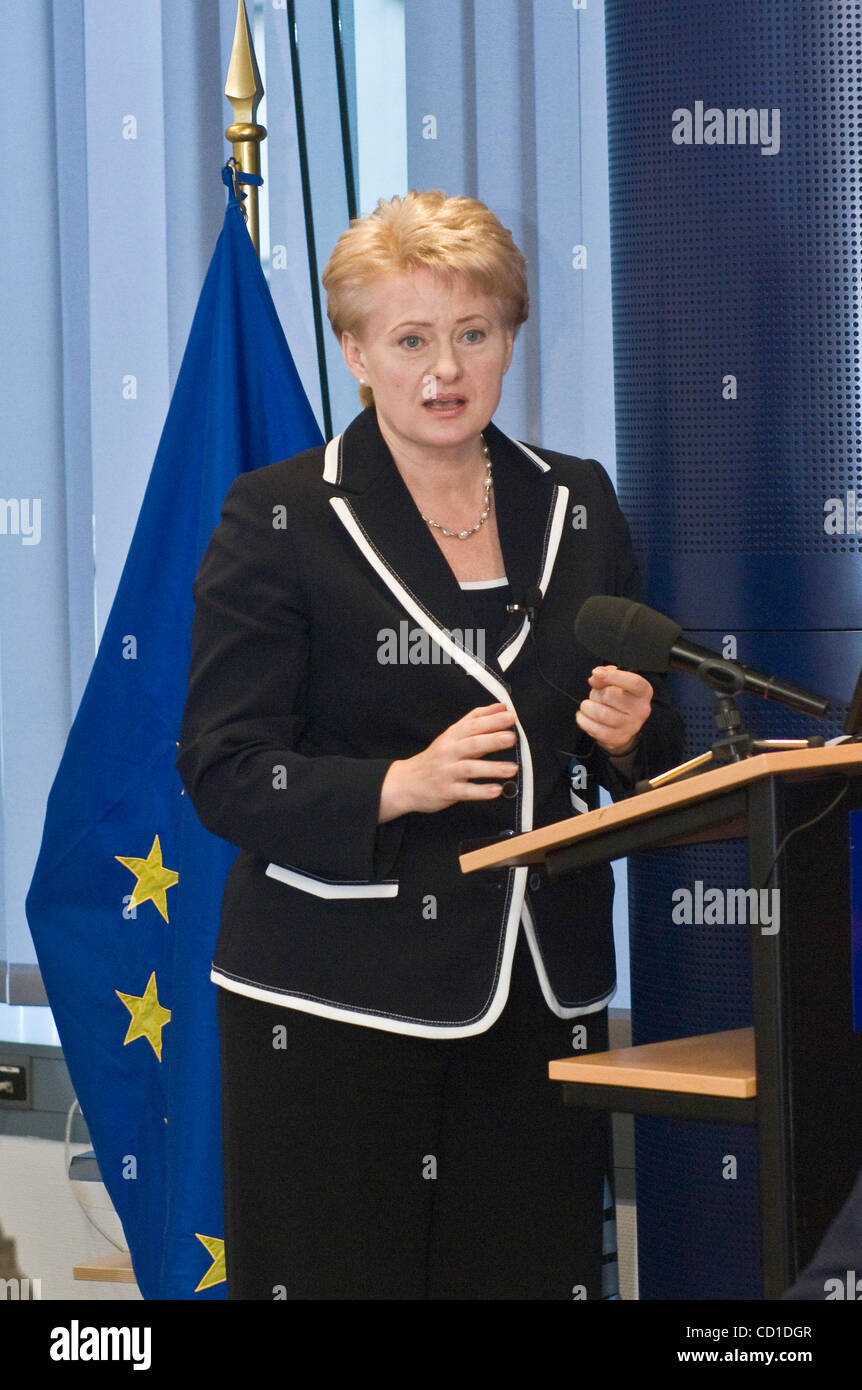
[458,578,512,664]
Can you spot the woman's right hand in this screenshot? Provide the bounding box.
[378,702,519,822]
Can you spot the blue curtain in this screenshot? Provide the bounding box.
[3,2,620,1011]
[405,0,616,464]
[2,0,308,1008]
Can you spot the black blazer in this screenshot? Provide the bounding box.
[177,406,685,1037]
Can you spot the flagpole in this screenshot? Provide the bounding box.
[225,0,266,257]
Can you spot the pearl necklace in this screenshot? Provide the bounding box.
[419,439,492,540]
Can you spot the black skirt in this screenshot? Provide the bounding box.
[216,925,613,1300]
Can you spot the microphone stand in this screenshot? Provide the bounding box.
[634,657,825,795]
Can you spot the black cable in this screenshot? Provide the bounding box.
[757,778,850,891]
[523,623,581,710]
[525,625,618,772]
[286,0,333,439]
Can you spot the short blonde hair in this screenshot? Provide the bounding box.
[322,190,529,407]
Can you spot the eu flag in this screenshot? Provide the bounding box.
[25,178,322,1299]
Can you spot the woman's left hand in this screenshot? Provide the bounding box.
[575,665,654,757]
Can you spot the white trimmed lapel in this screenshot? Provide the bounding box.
[482,423,568,673]
[323,410,567,681]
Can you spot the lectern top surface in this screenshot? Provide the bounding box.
[459,743,862,874]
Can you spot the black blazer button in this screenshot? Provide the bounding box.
[529,872,542,892]
[500,780,518,799]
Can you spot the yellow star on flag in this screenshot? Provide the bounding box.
[116,972,171,1061]
[194,1234,226,1292]
[116,834,179,922]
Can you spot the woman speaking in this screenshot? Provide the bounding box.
[177,190,685,1299]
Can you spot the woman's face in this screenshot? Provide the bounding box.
[341,268,515,461]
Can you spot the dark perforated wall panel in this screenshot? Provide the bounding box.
[633,1118,763,1301]
[606,0,862,1299]
[608,0,862,627]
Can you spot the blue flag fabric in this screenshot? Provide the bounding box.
[26,184,322,1299]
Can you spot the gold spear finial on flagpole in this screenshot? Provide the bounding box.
[225,0,266,256]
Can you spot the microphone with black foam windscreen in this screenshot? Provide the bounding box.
[574,596,830,719]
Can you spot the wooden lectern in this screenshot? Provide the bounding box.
[460,744,862,1298]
